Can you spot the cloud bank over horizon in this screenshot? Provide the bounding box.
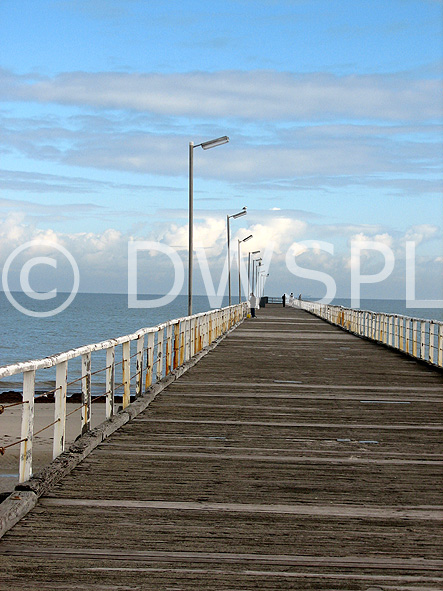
[0,0,441,302]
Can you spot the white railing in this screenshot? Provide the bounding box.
[289,300,443,369]
[0,303,248,483]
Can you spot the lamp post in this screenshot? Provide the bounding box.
[252,257,262,294]
[259,272,269,298]
[255,260,262,297]
[188,136,229,316]
[237,235,253,303]
[248,250,260,299]
[227,207,247,306]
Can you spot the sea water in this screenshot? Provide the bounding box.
[0,293,228,391]
[0,292,441,391]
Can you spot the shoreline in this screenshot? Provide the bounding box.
[0,402,107,494]
[0,391,127,403]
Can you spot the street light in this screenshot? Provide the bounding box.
[248,250,260,297]
[238,234,253,303]
[255,260,262,297]
[227,207,247,306]
[252,257,262,294]
[188,136,229,316]
[259,272,269,298]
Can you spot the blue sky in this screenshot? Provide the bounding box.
[0,0,442,300]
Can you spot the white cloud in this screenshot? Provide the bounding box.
[350,232,394,248]
[1,69,441,121]
[404,224,439,245]
[1,211,440,298]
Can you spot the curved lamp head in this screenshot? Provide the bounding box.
[200,136,229,150]
[231,206,247,219]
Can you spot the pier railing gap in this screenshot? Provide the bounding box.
[290,299,443,368]
[0,303,247,483]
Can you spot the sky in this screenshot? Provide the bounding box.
[0,0,442,303]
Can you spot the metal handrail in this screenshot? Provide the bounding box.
[289,299,443,368]
[0,303,248,483]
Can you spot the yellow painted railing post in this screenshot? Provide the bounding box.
[165,324,172,375]
[145,332,154,389]
[135,335,144,398]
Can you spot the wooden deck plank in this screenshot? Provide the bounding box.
[0,305,442,590]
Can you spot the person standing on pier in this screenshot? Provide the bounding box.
[282,293,286,307]
[249,292,258,318]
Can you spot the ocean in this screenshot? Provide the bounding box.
[0,292,441,391]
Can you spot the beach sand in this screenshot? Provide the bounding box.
[0,402,107,495]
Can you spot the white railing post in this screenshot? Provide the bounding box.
[81,352,92,435]
[191,318,196,357]
[412,320,418,358]
[195,317,200,353]
[179,322,185,366]
[156,328,164,382]
[136,334,144,398]
[105,346,115,418]
[19,370,35,483]
[145,332,155,388]
[184,319,190,362]
[202,315,207,348]
[429,322,435,365]
[122,341,131,409]
[53,360,68,459]
[209,315,213,345]
[438,324,443,367]
[420,321,427,360]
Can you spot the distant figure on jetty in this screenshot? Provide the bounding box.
[289,292,294,305]
[282,293,286,307]
[249,293,258,318]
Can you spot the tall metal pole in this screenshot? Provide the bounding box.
[188,142,194,316]
[247,252,251,299]
[255,262,260,296]
[227,215,231,306]
[238,240,241,304]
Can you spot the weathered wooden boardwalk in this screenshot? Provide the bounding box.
[1,305,442,590]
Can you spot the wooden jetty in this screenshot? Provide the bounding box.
[1,305,442,590]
